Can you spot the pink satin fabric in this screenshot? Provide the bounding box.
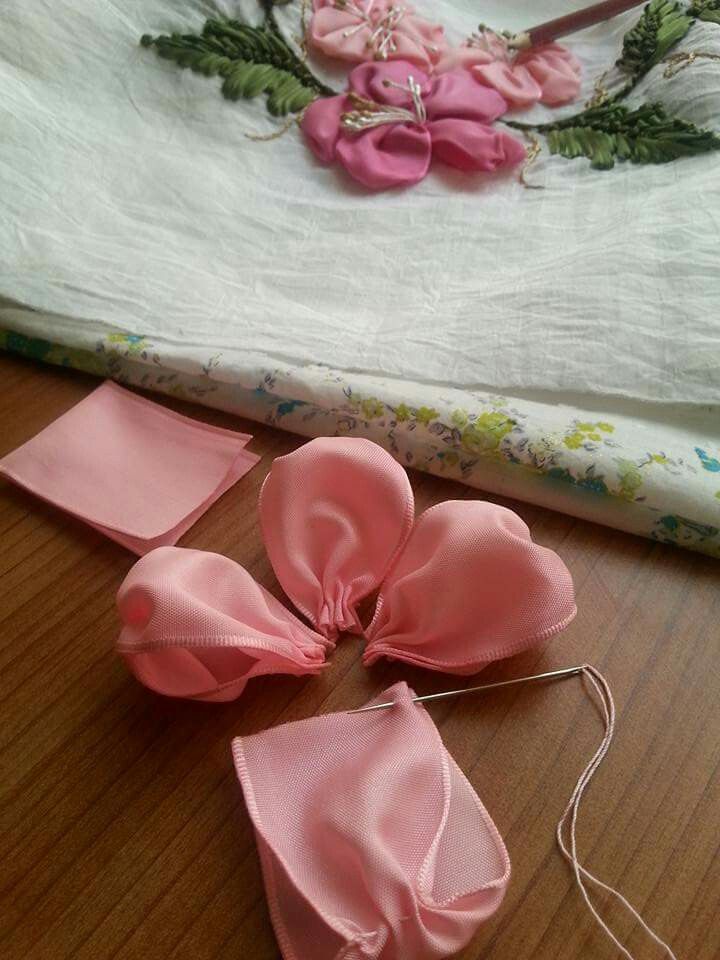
[116,437,575,700]
[436,36,581,109]
[302,60,526,190]
[364,500,577,673]
[0,381,259,554]
[259,436,414,638]
[309,0,447,70]
[234,681,510,959]
[117,547,331,701]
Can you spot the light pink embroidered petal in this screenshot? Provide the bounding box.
[434,44,497,74]
[471,60,543,110]
[424,71,507,123]
[233,682,510,960]
[364,500,576,673]
[309,2,446,70]
[260,438,414,638]
[303,94,348,163]
[336,123,432,189]
[428,119,526,173]
[0,381,258,555]
[117,547,330,702]
[515,44,582,106]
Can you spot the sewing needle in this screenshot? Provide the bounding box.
[348,665,584,713]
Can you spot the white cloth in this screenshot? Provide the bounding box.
[1,0,719,409]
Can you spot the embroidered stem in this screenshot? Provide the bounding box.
[519,134,544,189]
[662,49,720,76]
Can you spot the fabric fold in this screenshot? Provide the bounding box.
[259,437,415,639]
[0,381,259,554]
[364,500,576,673]
[233,682,510,960]
[117,547,331,701]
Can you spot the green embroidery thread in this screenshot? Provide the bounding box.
[546,101,720,169]
[689,0,720,24]
[616,0,694,79]
[140,13,333,117]
[506,0,720,169]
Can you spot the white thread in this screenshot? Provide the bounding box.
[559,665,679,960]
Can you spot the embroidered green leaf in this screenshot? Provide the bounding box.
[140,15,332,117]
[547,102,720,169]
[689,0,720,24]
[617,0,693,77]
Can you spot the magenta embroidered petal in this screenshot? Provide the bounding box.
[424,71,508,123]
[428,119,526,173]
[336,124,432,189]
[349,60,431,106]
[302,95,349,163]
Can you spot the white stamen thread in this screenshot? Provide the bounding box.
[340,75,426,132]
[334,1,436,58]
[560,666,679,960]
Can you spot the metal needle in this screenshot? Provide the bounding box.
[348,665,585,713]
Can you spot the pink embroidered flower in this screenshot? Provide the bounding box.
[309,0,447,70]
[302,60,526,191]
[436,31,581,109]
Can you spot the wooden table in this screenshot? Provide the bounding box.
[1,353,718,960]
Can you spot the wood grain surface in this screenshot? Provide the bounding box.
[1,353,718,960]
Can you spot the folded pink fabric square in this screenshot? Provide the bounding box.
[233,682,510,960]
[0,381,259,554]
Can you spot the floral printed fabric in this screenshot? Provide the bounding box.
[2,327,719,559]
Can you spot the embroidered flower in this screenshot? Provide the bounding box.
[436,31,581,109]
[309,0,447,70]
[302,60,526,190]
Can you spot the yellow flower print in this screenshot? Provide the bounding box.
[416,406,439,425]
[451,409,469,428]
[360,397,385,419]
[461,411,515,454]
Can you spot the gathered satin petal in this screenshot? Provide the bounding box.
[429,119,526,173]
[348,59,431,107]
[260,438,415,637]
[435,44,497,74]
[310,0,446,69]
[364,500,576,673]
[117,547,331,701]
[423,71,508,123]
[336,123,432,189]
[233,682,510,960]
[516,44,582,106]
[302,95,348,163]
[471,60,543,110]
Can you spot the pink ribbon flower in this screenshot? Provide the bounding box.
[309,0,447,70]
[436,31,581,109]
[302,60,527,191]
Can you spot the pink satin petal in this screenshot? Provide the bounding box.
[349,59,431,106]
[517,44,582,106]
[471,60,543,110]
[364,500,576,674]
[388,17,447,68]
[424,70,508,123]
[260,438,415,637]
[429,119,526,172]
[310,8,375,62]
[116,547,330,701]
[302,95,348,163]
[233,681,511,959]
[336,123,432,189]
[435,45,495,73]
